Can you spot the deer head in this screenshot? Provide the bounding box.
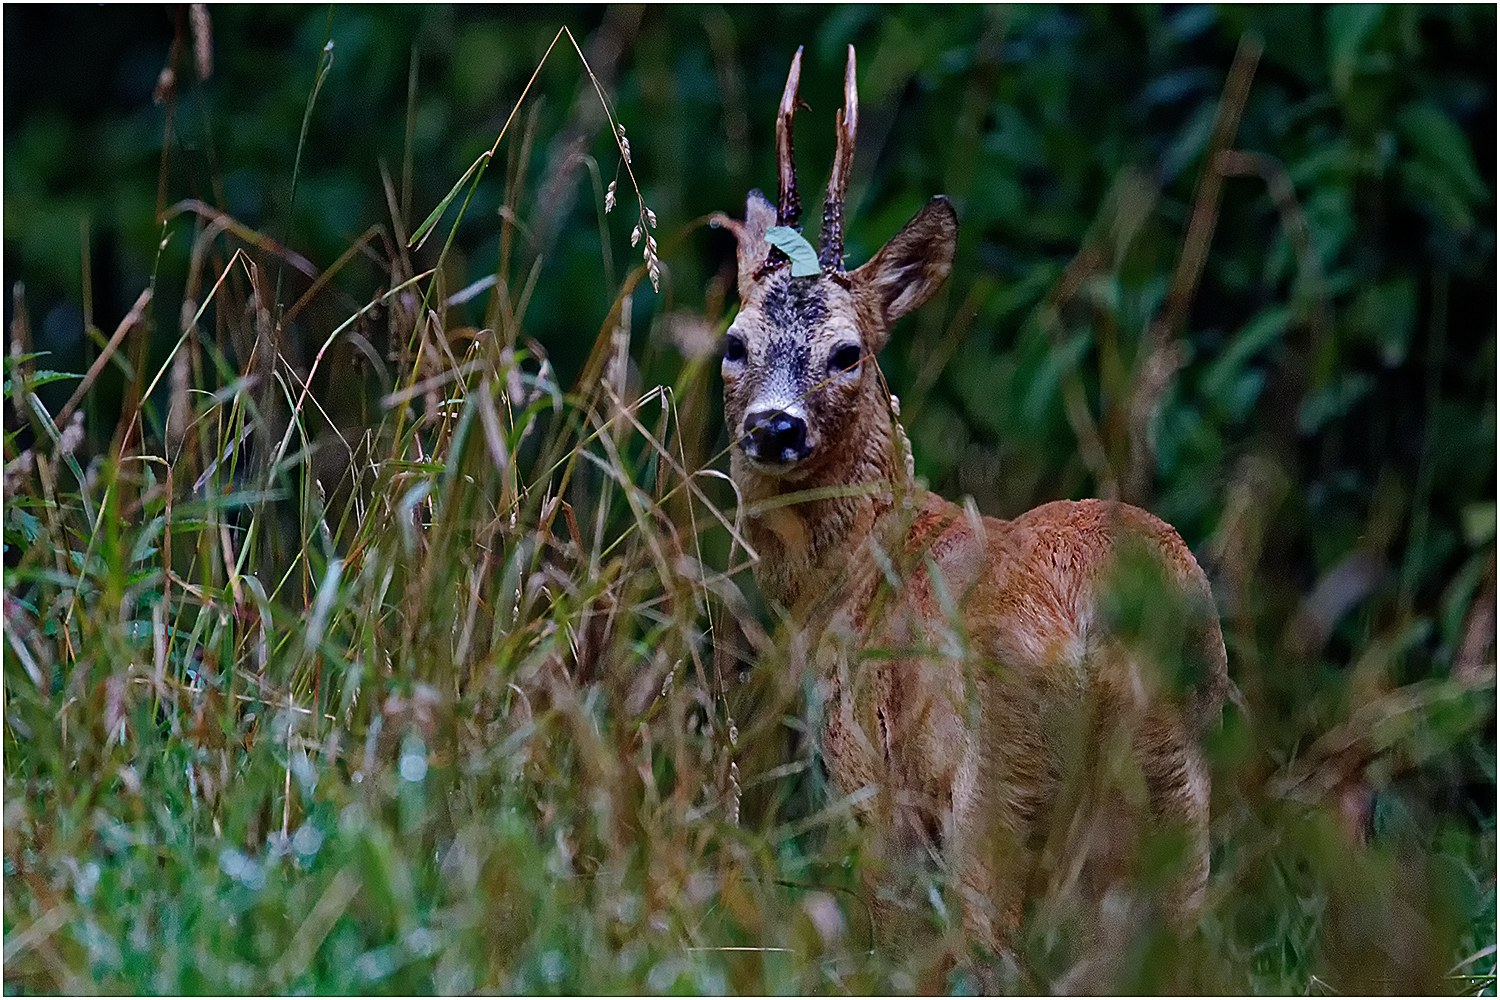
[716,46,958,482]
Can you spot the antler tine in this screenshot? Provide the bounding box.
[775,46,804,228]
[819,45,858,271]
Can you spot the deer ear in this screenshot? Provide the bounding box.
[744,189,777,242]
[716,190,777,302]
[851,195,957,344]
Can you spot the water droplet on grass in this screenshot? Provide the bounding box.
[399,752,428,783]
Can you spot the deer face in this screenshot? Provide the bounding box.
[716,46,958,480]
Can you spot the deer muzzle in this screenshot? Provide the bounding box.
[742,408,813,466]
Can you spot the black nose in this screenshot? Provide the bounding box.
[743,409,811,464]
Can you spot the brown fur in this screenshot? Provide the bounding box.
[718,48,1228,983]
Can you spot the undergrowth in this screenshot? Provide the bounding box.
[4,16,1494,996]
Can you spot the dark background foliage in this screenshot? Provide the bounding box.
[4,4,1495,993]
[8,6,1495,526]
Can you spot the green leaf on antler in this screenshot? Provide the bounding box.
[764,226,821,277]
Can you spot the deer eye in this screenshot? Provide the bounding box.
[723,333,747,363]
[829,344,862,374]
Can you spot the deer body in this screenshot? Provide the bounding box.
[717,47,1227,969]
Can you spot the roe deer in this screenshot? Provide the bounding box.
[713,46,1229,984]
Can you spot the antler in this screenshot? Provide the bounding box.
[819,45,858,271]
[775,46,804,228]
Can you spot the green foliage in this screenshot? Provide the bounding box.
[4,5,1494,994]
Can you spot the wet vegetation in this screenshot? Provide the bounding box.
[3,5,1494,993]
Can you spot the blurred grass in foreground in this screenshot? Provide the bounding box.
[4,7,1495,995]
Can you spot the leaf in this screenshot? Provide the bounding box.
[1157,102,1217,187]
[1347,278,1417,366]
[763,226,821,277]
[1,350,51,369]
[409,150,489,250]
[6,508,40,546]
[130,516,165,565]
[1462,502,1496,547]
[1,370,82,394]
[1399,161,1475,232]
[1201,306,1290,408]
[1297,372,1375,434]
[1326,4,1386,99]
[1398,102,1490,206]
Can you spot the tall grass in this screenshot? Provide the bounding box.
[4,19,1494,996]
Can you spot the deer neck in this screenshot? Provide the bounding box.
[737,383,914,617]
